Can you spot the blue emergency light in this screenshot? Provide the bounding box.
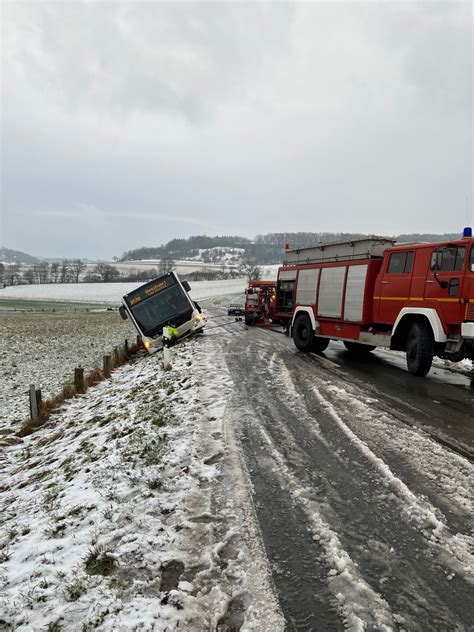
[463,226,472,238]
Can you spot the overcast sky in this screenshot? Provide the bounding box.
[1,1,472,259]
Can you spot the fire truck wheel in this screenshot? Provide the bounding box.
[406,322,434,376]
[312,337,329,353]
[292,314,314,352]
[343,341,376,354]
[245,316,257,326]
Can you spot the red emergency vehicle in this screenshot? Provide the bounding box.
[244,280,277,326]
[274,231,474,376]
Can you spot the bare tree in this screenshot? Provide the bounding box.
[5,264,20,286]
[93,263,121,282]
[33,262,50,284]
[59,259,71,283]
[0,263,4,284]
[159,258,175,274]
[22,269,35,284]
[70,259,86,283]
[50,262,60,283]
[239,258,262,281]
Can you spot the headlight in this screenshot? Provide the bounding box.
[195,313,202,321]
[144,340,151,349]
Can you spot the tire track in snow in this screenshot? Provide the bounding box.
[288,353,473,544]
[300,349,473,460]
[298,358,474,532]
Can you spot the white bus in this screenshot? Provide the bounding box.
[119,271,204,353]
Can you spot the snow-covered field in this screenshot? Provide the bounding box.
[0,312,136,430]
[0,279,248,305]
[0,339,282,631]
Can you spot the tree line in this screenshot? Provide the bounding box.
[0,257,230,286]
[0,259,86,286]
[0,260,135,286]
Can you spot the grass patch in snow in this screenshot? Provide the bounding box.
[84,544,116,576]
[63,570,86,602]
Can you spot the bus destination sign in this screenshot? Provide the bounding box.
[128,276,174,306]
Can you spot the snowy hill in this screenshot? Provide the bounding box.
[0,247,40,265]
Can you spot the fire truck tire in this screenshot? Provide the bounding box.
[245,316,257,326]
[312,337,329,353]
[406,322,434,376]
[292,314,314,352]
[343,341,376,354]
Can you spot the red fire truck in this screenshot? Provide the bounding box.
[244,280,277,326]
[273,231,474,376]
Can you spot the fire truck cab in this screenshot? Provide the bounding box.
[281,231,474,376]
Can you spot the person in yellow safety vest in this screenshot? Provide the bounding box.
[163,324,180,348]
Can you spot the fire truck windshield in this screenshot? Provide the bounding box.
[128,284,192,337]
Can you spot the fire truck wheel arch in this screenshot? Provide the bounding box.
[291,307,317,333]
[392,308,447,344]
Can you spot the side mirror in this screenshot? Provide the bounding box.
[182,281,191,292]
[433,272,448,289]
[119,305,128,320]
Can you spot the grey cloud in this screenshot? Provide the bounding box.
[4,2,293,123]
[1,2,472,259]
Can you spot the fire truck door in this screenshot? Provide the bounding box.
[424,245,465,325]
[378,250,414,324]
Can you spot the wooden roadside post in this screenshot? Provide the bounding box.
[103,355,112,377]
[74,367,85,393]
[35,389,42,413]
[29,385,39,423]
[124,339,129,357]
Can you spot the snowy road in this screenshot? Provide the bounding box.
[208,309,473,630]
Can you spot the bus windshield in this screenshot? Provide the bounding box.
[126,276,192,336]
